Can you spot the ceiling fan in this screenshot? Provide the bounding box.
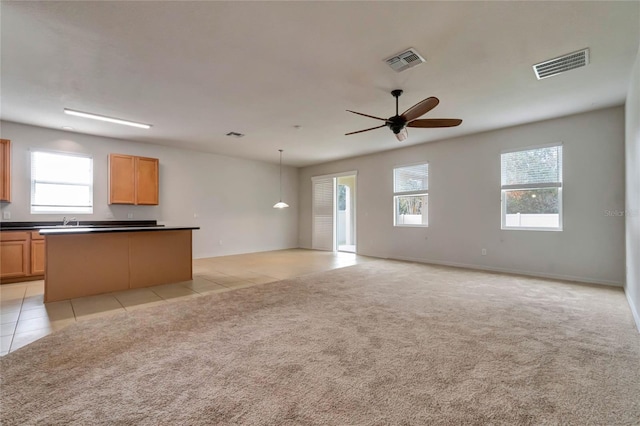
[346,90,462,141]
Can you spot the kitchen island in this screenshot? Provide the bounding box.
[40,226,199,302]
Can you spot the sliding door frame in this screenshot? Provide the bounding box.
[311,170,357,252]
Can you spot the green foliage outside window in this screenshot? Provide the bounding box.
[505,188,559,214]
[397,195,426,215]
[338,185,346,211]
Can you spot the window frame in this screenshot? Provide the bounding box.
[393,162,429,228]
[500,143,563,232]
[30,149,94,215]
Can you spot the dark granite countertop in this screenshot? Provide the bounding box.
[0,220,159,231]
[38,226,199,235]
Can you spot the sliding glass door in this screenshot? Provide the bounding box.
[312,172,356,253]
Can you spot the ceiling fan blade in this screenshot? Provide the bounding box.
[346,110,387,121]
[401,97,439,122]
[345,124,387,136]
[395,128,408,142]
[407,118,463,128]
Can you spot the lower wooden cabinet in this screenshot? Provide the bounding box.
[0,232,29,279]
[0,231,45,283]
[31,233,46,275]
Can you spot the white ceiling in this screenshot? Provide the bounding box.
[1,1,638,167]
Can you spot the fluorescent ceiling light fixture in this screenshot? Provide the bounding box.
[64,108,152,129]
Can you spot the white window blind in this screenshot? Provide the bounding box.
[394,163,428,193]
[312,177,334,251]
[393,163,428,227]
[501,145,562,189]
[31,151,93,214]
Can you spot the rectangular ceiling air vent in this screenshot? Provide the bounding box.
[533,48,589,80]
[385,48,426,72]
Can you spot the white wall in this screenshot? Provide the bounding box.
[0,121,299,258]
[299,107,626,286]
[625,47,640,330]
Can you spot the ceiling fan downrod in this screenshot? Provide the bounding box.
[391,89,403,116]
[389,90,405,135]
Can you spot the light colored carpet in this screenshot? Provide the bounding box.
[1,260,639,425]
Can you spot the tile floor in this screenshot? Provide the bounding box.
[0,249,369,356]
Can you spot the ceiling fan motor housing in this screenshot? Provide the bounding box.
[387,116,407,134]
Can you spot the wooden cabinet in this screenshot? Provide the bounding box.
[30,232,46,275]
[0,139,10,202]
[0,232,29,280]
[108,154,135,204]
[135,157,159,205]
[108,154,158,205]
[0,231,45,283]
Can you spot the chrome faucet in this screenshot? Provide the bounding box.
[62,217,79,226]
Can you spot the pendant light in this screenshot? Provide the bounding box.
[273,149,289,209]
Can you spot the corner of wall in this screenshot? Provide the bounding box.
[624,44,640,332]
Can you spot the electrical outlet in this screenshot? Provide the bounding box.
[481,248,487,256]
[127,213,134,219]
[219,240,223,245]
[2,211,10,220]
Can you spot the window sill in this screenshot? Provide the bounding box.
[501,226,562,232]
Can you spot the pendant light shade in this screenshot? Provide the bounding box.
[273,149,289,209]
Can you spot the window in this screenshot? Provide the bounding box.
[501,144,562,230]
[31,151,93,214]
[394,163,428,227]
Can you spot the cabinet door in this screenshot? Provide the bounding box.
[109,154,135,204]
[135,157,159,205]
[31,240,45,275]
[0,139,10,202]
[0,233,29,280]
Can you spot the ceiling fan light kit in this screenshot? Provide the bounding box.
[346,90,462,141]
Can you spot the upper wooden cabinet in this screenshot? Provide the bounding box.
[0,139,10,202]
[109,154,136,204]
[135,156,159,205]
[108,154,159,205]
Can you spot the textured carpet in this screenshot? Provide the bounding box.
[1,260,639,425]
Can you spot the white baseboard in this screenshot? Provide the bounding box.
[387,255,624,287]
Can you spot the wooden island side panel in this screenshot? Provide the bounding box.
[45,233,130,302]
[44,230,193,302]
[129,230,192,288]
